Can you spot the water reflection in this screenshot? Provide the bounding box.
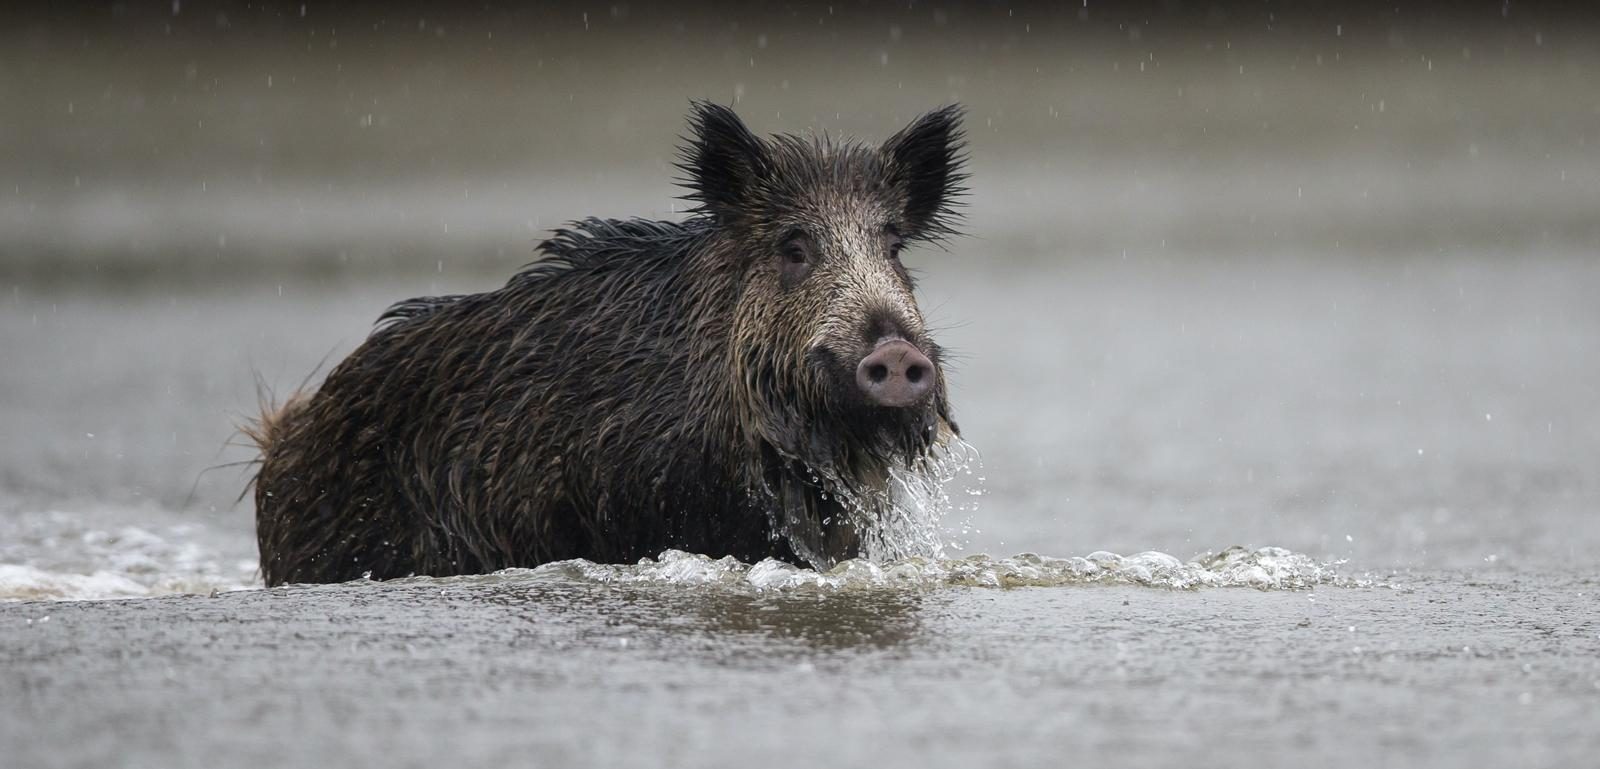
[685,589,926,652]
[476,582,926,655]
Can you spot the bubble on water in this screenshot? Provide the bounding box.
[419,544,1366,594]
[0,512,259,602]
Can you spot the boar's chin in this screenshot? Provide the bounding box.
[851,403,944,462]
[781,401,943,482]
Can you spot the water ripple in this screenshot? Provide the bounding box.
[415,545,1365,594]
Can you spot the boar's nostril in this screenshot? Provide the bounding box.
[855,340,936,408]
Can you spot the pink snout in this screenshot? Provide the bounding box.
[855,340,935,407]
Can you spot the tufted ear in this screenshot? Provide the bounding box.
[677,101,773,223]
[880,105,967,240]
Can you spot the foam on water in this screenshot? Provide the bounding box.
[0,502,1362,601]
[0,543,1360,602]
[414,545,1362,593]
[0,511,258,602]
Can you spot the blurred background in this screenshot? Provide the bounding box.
[1,1,1596,592]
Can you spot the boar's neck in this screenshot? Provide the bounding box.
[756,444,863,570]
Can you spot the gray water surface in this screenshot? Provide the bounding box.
[4,569,1598,769]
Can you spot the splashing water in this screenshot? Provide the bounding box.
[0,541,1363,602]
[408,545,1363,594]
[0,511,258,602]
[829,435,984,562]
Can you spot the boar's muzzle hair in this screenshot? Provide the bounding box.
[249,102,968,586]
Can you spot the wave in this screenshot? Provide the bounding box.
[1,544,1364,603]
[0,513,258,602]
[401,546,1365,593]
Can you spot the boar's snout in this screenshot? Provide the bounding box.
[855,339,935,408]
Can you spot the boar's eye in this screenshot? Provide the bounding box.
[886,227,906,261]
[777,232,813,286]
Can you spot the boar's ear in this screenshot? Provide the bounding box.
[880,105,968,240]
[678,101,773,223]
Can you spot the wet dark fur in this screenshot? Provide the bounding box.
[251,103,966,586]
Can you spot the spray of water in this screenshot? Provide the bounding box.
[826,436,983,562]
[416,545,1367,593]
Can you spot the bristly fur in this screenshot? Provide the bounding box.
[251,103,967,586]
